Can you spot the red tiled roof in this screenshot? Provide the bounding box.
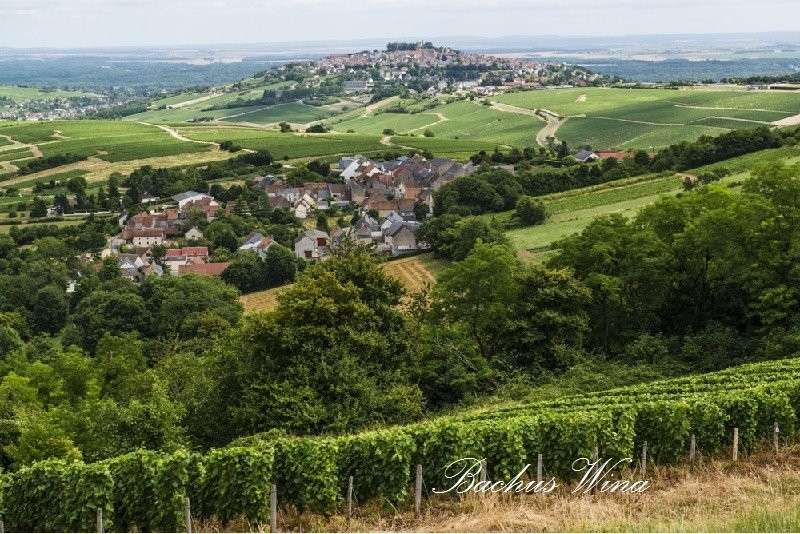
[178,262,230,276]
[182,246,208,257]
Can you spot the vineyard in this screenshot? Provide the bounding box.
[0,357,797,531]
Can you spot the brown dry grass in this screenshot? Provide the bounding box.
[195,446,800,532]
[239,254,441,314]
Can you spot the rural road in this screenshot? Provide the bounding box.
[488,101,562,148]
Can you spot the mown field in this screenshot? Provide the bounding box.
[240,253,445,313]
[492,87,800,149]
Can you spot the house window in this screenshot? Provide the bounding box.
[304,250,312,258]
[317,238,327,246]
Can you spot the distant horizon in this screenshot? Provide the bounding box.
[2,0,800,49]
[2,30,800,53]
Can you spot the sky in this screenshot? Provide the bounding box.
[1,0,800,49]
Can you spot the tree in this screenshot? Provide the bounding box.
[315,212,330,233]
[205,221,239,253]
[140,275,242,338]
[501,265,591,370]
[32,285,68,334]
[306,124,328,133]
[432,242,520,359]
[72,289,148,351]
[209,248,420,437]
[0,325,22,360]
[222,252,264,293]
[514,195,547,226]
[262,244,297,287]
[278,122,292,133]
[29,197,48,218]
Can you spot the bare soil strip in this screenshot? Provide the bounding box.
[773,112,800,126]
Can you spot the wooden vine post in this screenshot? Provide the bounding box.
[732,427,739,461]
[347,475,354,521]
[689,434,696,472]
[270,483,278,533]
[479,459,487,484]
[773,422,780,453]
[96,507,103,534]
[641,441,648,479]
[414,464,423,519]
[185,497,192,533]
[536,453,543,486]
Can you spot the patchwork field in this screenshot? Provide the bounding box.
[492,87,800,150]
[0,120,210,162]
[327,100,539,147]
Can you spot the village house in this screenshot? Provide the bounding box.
[239,232,275,259]
[164,246,209,273]
[383,221,420,256]
[294,229,330,259]
[121,228,165,247]
[172,191,214,209]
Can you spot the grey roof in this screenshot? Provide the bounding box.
[294,229,330,244]
[575,149,597,161]
[241,232,265,247]
[385,221,420,237]
[172,191,203,202]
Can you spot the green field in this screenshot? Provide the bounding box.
[176,125,388,160]
[328,100,539,146]
[130,81,350,125]
[493,87,800,149]
[502,144,800,258]
[0,85,99,101]
[0,120,209,163]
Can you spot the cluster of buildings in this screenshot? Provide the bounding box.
[103,151,473,281]
[0,95,112,121]
[279,153,478,259]
[107,191,231,282]
[308,44,599,95]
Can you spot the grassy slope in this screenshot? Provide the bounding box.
[503,145,800,260]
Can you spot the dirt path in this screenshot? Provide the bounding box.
[773,112,800,126]
[487,101,560,148]
[137,122,218,145]
[363,95,400,116]
[1,149,237,188]
[0,134,43,158]
[536,109,567,147]
[380,135,414,150]
[407,112,449,133]
[165,92,222,109]
[669,102,798,114]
